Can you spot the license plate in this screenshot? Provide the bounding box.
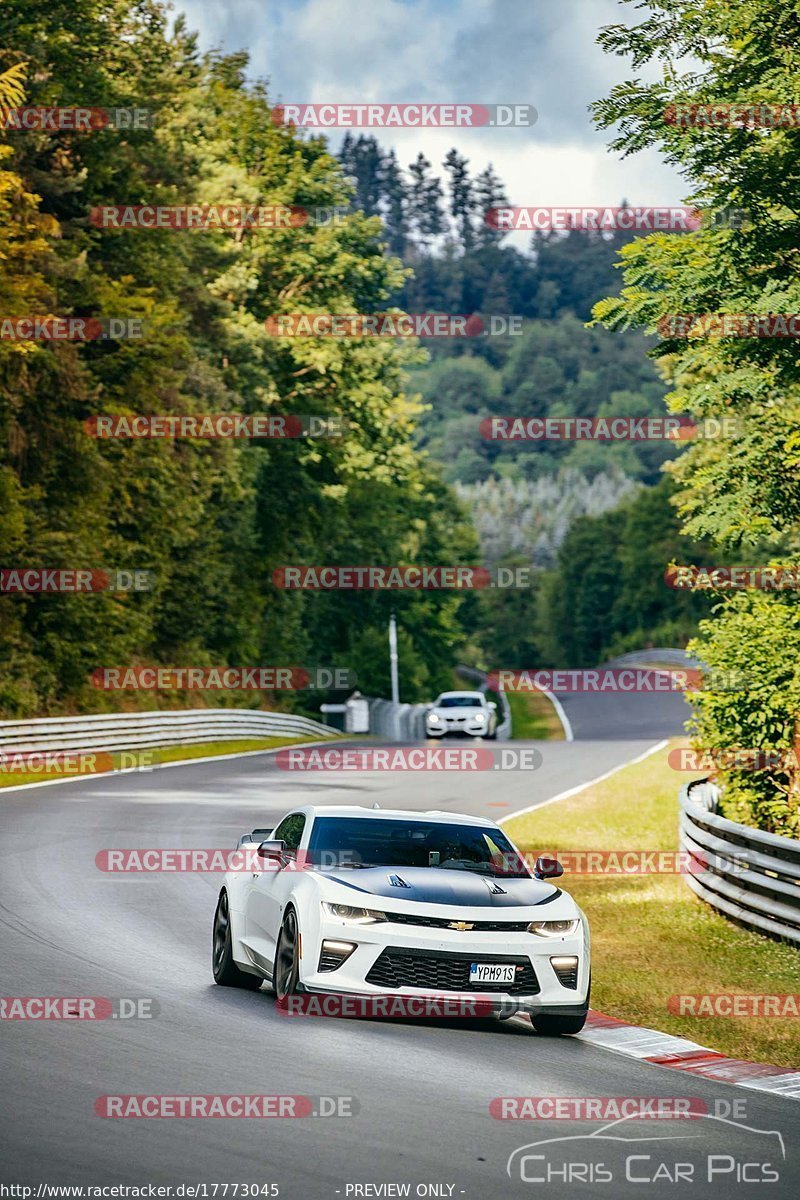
[469,962,516,985]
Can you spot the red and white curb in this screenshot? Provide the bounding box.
[578,1010,800,1101]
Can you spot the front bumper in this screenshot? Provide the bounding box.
[426,719,490,738]
[302,918,589,1015]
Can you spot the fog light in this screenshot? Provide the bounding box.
[550,955,579,989]
[319,939,356,972]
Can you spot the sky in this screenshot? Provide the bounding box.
[174,0,686,222]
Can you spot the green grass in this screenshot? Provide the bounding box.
[507,689,565,739]
[504,739,800,1068]
[0,734,327,789]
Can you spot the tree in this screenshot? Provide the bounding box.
[443,148,475,250]
[592,0,800,831]
[407,152,445,250]
[473,163,508,247]
[378,148,409,257]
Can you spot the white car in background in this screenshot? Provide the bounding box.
[212,805,590,1035]
[425,690,498,739]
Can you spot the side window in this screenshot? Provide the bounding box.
[273,813,306,855]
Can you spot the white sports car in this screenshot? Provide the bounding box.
[212,805,590,1035]
[425,690,498,739]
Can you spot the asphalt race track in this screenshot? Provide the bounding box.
[2,695,797,1198]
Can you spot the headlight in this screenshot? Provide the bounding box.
[527,919,580,937]
[322,902,387,924]
[472,712,486,723]
[427,713,441,724]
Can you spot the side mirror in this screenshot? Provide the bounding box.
[533,855,564,880]
[487,701,497,710]
[257,839,286,863]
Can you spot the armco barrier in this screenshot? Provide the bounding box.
[0,685,509,755]
[365,698,429,741]
[364,669,513,742]
[679,779,800,945]
[0,708,340,756]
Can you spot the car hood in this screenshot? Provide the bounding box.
[317,865,559,908]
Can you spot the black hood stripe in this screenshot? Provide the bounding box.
[316,871,559,907]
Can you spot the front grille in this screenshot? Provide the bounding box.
[366,948,539,995]
[383,911,530,932]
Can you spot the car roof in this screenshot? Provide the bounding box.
[434,690,485,700]
[293,805,497,827]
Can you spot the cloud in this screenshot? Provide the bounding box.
[174,0,686,223]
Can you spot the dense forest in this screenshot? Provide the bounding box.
[0,0,483,716]
[332,135,715,672]
[337,134,672,483]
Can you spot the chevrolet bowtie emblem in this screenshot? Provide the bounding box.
[448,921,474,931]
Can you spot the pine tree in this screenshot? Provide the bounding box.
[378,148,409,256]
[473,163,509,247]
[443,148,475,251]
[407,152,445,250]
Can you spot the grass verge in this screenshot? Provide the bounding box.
[504,738,800,1068]
[0,735,327,789]
[507,689,565,739]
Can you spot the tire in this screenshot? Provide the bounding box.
[212,890,263,989]
[531,1010,587,1036]
[531,977,590,1036]
[273,906,301,1001]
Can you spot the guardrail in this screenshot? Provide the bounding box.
[679,779,800,945]
[365,698,429,741]
[0,678,511,755]
[0,708,340,756]
[363,670,513,742]
[610,647,702,669]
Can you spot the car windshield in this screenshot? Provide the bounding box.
[307,817,529,876]
[437,696,483,708]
